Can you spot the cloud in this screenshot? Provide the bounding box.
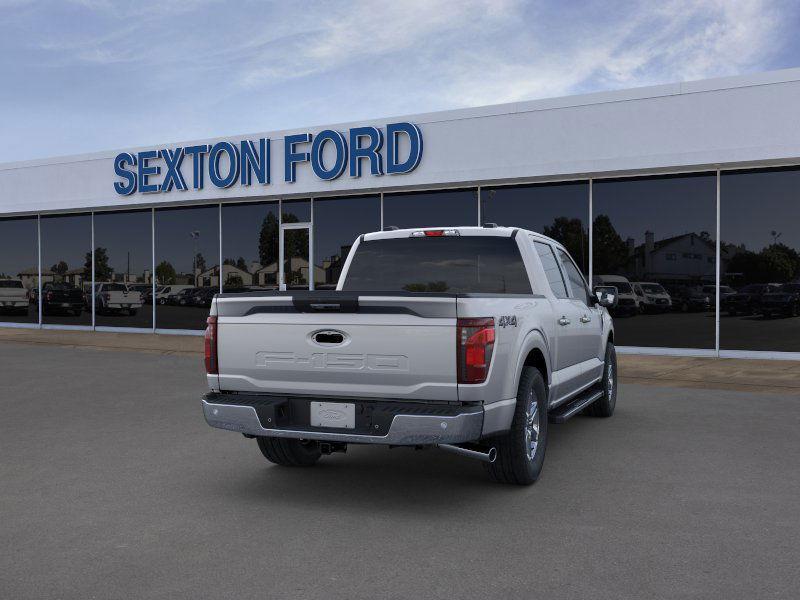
[0,0,795,161]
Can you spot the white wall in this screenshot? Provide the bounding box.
[2,68,800,215]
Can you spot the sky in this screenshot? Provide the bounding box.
[1,0,799,163]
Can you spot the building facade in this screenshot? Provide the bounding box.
[1,69,800,358]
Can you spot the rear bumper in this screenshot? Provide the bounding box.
[202,392,507,445]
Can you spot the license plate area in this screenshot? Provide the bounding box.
[310,401,355,429]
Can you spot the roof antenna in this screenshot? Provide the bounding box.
[482,222,499,228]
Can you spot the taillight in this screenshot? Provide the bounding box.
[204,316,218,374]
[457,317,495,384]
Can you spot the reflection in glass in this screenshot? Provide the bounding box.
[593,174,717,349]
[383,189,478,229]
[282,199,311,223]
[481,182,589,275]
[40,214,92,326]
[313,195,380,289]
[283,228,310,289]
[93,210,152,328]
[221,202,279,294]
[0,217,39,324]
[155,205,219,330]
[721,168,800,352]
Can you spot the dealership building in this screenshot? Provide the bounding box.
[1,68,799,359]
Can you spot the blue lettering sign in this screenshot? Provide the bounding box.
[386,122,423,175]
[113,123,421,195]
[311,130,348,181]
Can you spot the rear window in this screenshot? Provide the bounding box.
[105,284,127,291]
[342,236,531,294]
[0,280,23,288]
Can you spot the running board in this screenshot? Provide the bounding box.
[548,387,604,424]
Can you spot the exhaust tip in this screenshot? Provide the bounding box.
[487,447,497,463]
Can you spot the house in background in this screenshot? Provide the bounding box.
[627,231,717,285]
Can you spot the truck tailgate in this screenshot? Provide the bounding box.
[215,294,458,401]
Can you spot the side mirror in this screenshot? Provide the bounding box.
[593,285,618,308]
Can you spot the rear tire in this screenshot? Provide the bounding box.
[256,437,321,467]
[586,342,617,418]
[486,366,548,486]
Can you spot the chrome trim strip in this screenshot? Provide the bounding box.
[202,399,484,445]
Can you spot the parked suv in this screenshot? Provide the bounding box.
[723,283,781,316]
[759,283,800,318]
[202,226,618,485]
[670,286,712,312]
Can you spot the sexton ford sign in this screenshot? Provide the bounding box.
[112,122,423,196]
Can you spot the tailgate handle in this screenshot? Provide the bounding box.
[313,331,345,345]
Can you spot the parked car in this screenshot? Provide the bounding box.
[759,283,800,318]
[41,282,84,316]
[168,287,197,306]
[155,285,194,305]
[203,226,618,485]
[595,275,639,316]
[722,283,781,316]
[0,279,30,315]
[632,281,672,313]
[89,282,143,315]
[670,286,711,312]
[703,285,736,302]
[188,286,216,308]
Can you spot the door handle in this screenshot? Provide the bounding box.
[580,314,592,323]
[558,316,570,326]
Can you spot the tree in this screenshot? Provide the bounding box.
[84,247,113,283]
[591,215,629,275]
[194,253,206,273]
[236,256,248,272]
[51,261,68,276]
[156,261,177,285]
[725,242,800,285]
[543,217,589,274]
[258,213,279,267]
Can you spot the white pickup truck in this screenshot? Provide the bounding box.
[0,279,30,314]
[202,226,618,485]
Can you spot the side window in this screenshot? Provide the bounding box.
[533,240,568,299]
[557,248,590,305]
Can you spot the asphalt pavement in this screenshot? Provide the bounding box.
[1,342,798,600]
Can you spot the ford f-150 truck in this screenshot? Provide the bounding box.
[0,279,30,315]
[202,226,618,485]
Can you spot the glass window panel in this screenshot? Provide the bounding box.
[221,202,278,293]
[92,210,152,329]
[383,189,478,229]
[282,199,311,223]
[558,248,590,305]
[341,237,532,294]
[592,174,717,349]
[313,195,380,290]
[40,214,92,326]
[154,205,219,330]
[533,240,568,299]
[721,168,800,352]
[482,182,590,275]
[283,228,310,289]
[0,217,38,324]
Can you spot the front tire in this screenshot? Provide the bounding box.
[256,437,321,467]
[486,366,548,486]
[586,342,617,418]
